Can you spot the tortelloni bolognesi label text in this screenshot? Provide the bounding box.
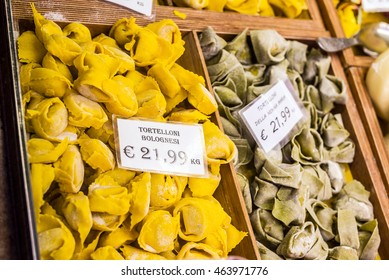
[113,117,208,177]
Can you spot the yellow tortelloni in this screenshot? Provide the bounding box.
[170,63,206,88]
[147,18,183,43]
[128,172,152,230]
[22,91,40,126]
[258,0,276,17]
[43,31,81,66]
[94,170,137,246]
[149,174,187,210]
[137,210,180,254]
[173,195,247,258]
[31,3,82,66]
[73,50,128,103]
[27,97,69,140]
[168,108,210,123]
[91,246,125,260]
[87,174,131,233]
[73,41,135,101]
[37,214,76,260]
[20,63,41,94]
[268,0,308,18]
[120,245,167,260]
[86,120,114,146]
[103,75,138,118]
[28,67,73,98]
[188,171,221,197]
[206,0,228,12]
[125,28,169,66]
[202,120,236,174]
[63,89,108,129]
[225,0,263,15]
[186,83,218,115]
[27,137,69,164]
[108,17,141,47]
[127,71,167,120]
[203,223,247,258]
[78,137,115,172]
[164,88,189,114]
[124,19,185,69]
[30,163,55,221]
[92,33,120,49]
[170,63,218,115]
[91,212,128,232]
[47,125,80,143]
[173,196,231,242]
[145,19,185,65]
[336,1,361,38]
[42,52,74,82]
[17,30,47,64]
[30,3,62,46]
[103,168,137,186]
[176,224,247,259]
[73,68,112,103]
[61,192,93,250]
[88,174,131,216]
[176,242,222,260]
[148,63,181,99]
[98,215,139,249]
[102,44,136,75]
[53,145,85,193]
[62,22,92,45]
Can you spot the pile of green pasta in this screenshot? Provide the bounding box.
[199,27,381,260]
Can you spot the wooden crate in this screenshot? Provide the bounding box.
[317,0,374,68]
[197,29,389,260]
[336,66,389,260]
[178,31,260,259]
[157,0,329,36]
[10,0,260,260]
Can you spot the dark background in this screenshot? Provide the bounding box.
[0,0,39,260]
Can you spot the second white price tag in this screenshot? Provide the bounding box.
[114,118,208,177]
[239,80,305,153]
[362,0,389,12]
[104,0,154,17]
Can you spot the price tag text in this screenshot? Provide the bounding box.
[239,80,304,153]
[114,118,208,177]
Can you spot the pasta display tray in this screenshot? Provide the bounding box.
[346,67,389,199]
[5,0,389,260]
[196,29,389,259]
[7,0,259,260]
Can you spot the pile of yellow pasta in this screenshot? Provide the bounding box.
[17,4,247,260]
[164,0,308,18]
[334,0,389,38]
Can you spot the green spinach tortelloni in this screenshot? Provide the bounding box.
[199,27,381,260]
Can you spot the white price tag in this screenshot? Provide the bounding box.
[239,80,304,153]
[114,118,208,177]
[362,0,389,12]
[105,0,153,17]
